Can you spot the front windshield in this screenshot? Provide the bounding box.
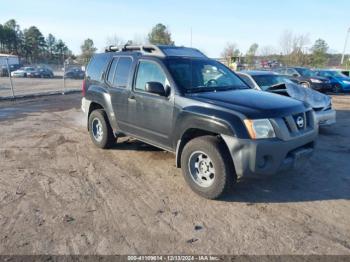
[166,58,248,92]
[252,75,291,91]
[295,68,315,77]
[321,71,347,78]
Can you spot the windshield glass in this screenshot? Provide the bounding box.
[295,68,315,77]
[252,75,291,90]
[166,58,248,92]
[320,71,347,78]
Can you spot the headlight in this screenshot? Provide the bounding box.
[342,80,350,84]
[243,119,276,139]
[310,78,322,83]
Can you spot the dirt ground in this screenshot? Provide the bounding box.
[0,77,82,98]
[0,93,349,255]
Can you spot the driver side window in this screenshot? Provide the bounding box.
[135,60,167,91]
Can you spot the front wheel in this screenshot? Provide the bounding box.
[88,109,115,149]
[181,136,236,199]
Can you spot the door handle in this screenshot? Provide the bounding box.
[128,95,136,102]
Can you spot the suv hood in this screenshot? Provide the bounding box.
[187,89,307,118]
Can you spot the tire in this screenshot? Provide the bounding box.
[180,136,236,199]
[88,109,115,149]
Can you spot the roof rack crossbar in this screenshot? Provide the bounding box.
[105,44,165,57]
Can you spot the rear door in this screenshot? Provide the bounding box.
[106,56,134,131]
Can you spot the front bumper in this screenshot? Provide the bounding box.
[315,109,336,126]
[222,130,317,179]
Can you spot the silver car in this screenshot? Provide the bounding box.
[237,71,336,126]
[11,67,36,77]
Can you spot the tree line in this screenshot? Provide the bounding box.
[0,19,71,64]
[222,30,336,69]
[0,20,342,68]
[79,23,174,65]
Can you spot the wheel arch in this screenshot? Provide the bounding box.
[175,128,232,168]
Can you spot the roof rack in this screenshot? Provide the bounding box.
[105,44,165,57]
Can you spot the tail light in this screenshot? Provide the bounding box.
[82,79,86,97]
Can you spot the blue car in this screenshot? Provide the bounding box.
[314,70,350,93]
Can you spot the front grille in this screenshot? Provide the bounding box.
[281,110,313,136]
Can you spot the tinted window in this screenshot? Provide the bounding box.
[295,68,315,77]
[286,69,296,76]
[107,58,118,84]
[114,57,133,88]
[87,53,110,81]
[135,60,166,91]
[252,75,292,90]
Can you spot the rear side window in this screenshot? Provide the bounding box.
[107,58,118,84]
[114,57,133,88]
[86,53,110,81]
[107,57,133,88]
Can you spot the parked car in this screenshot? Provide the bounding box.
[0,64,21,77]
[11,67,36,77]
[313,69,350,93]
[81,44,317,199]
[64,68,85,79]
[237,71,336,126]
[274,67,332,93]
[27,67,54,78]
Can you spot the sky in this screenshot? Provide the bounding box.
[0,0,349,57]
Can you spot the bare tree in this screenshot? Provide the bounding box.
[132,34,148,45]
[106,34,124,47]
[279,30,294,56]
[221,42,240,65]
[279,30,310,65]
[259,45,276,57]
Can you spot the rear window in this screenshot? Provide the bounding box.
[86,53,110,81]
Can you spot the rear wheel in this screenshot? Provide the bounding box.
[181,136,236,199]
[88,109,115,149]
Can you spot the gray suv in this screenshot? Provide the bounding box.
[81,45,318,199]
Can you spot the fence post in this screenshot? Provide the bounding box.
[6,57,15,100]
[62,62,66,95]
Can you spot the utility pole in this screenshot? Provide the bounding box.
[190,27,192,47]
[341,27,350,65]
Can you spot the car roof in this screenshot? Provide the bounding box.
[239,70,279,76]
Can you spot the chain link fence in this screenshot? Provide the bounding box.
[0,57,84,100]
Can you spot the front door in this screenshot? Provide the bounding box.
[127,59,174,149]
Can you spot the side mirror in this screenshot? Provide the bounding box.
[145,82,166,96]
[292,73,299,77]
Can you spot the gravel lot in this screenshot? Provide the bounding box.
[0,93,349,255]
[0,77,82,98]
